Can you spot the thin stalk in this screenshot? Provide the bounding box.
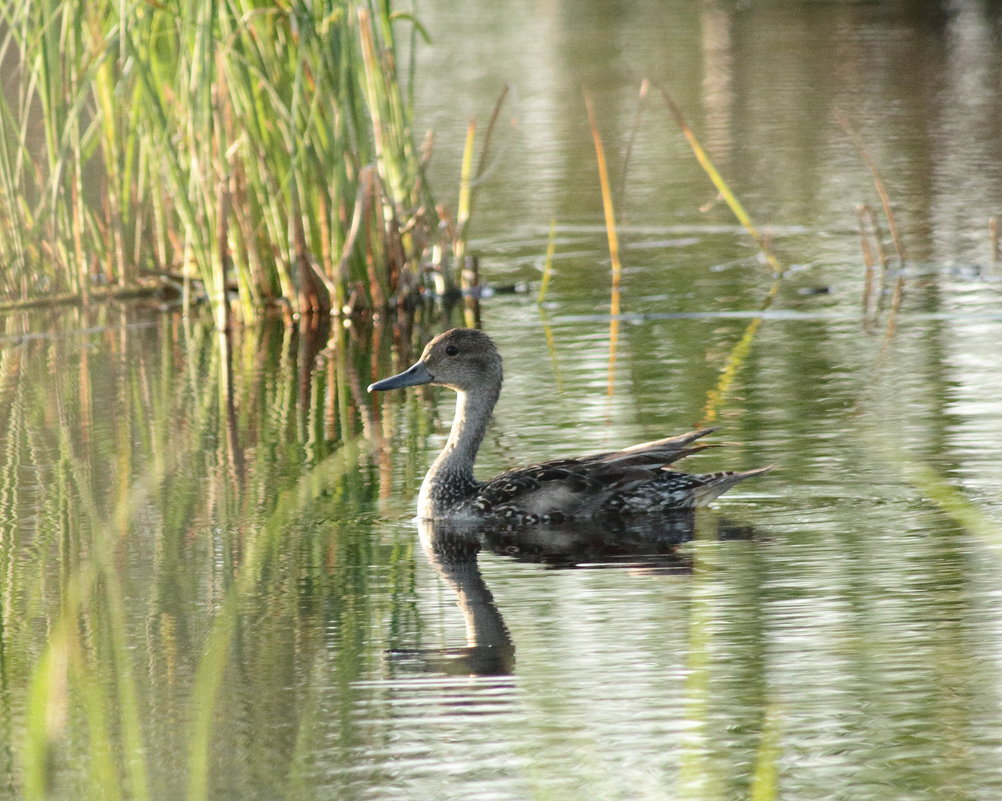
[583,90,623,398]
[653,83,788,421]
[0,93,31,296]
[836,111,909,355]
[473,84,510,183]
[656,82,784,277]
[454,86,510,288]
[835,110,908,267]
[584,90,623,310]
[863,206,892,307]
[616,79,650,225]
[364,173,389,309]
[856,204,876,321]
[453,118,477,276]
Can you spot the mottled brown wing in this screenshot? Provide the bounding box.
[575,427,717,469]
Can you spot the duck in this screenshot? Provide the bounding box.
[368,328,771,524]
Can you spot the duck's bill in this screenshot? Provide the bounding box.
[367,361,433,392]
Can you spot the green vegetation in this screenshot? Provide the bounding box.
[0,0,460,325]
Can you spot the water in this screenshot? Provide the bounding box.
[4,2,1002,800]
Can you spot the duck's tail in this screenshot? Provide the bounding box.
[692,464,775,505]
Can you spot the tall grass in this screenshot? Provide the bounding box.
[0,0,456,325]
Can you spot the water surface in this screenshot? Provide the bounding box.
[4,2,1002,800]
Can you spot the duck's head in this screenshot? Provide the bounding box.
[368,328,503,394]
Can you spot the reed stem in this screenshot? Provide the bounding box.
[583,90,623,399]
[657,82,784,277]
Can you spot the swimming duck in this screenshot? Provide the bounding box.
[368,328,770,524]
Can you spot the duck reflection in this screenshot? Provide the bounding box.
[391,512,753,676]
[405,519,517,676]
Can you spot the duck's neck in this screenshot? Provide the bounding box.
[420,384,499,513]
[436,385,498,478]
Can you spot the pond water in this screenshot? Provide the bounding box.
[4,2,1002,800]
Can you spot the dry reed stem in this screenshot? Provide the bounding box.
[875,278,906,367]
[583,91,623,310]
[856,206,893,324]
[835,110,908,268]
[456,87,511,279]
[837,108,908,350]
[474,85,511,184]
[336,167,376,299]
[656,82,784,277]
[654,82,784,423]
[856,204,877,319]
[583,90,623,398]
[454,119,477,271]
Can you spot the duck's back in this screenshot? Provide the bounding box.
[442,429,769,525]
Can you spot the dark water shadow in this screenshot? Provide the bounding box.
[389,512,756,676]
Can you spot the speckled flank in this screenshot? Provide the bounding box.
[424,468,481,511]
[369,328,771,524]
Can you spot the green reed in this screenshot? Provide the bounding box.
[0,0,454,324]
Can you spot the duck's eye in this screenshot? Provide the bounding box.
[445,345,459,356]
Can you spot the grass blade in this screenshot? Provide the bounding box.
[656,82,784,277]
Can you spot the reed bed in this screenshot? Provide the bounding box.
[0,0,460,325]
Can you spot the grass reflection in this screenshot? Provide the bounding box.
[678,525,771,801]
[0,309,419,800]
[2,296,1001,800]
